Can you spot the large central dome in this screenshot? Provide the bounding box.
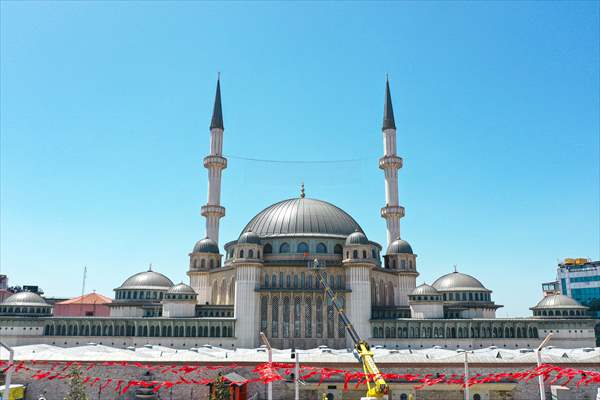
[241,198,363,238]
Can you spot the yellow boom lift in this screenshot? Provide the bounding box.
[308,259,390,400]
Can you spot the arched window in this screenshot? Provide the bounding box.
[279,243,290,253]
[272,274,277,288]
[297,242,309,253]
[264,243,273,254]
[293,275,298,288]
[192,259,197,269]
[473,394,481,400]
[362,250,367,258]
[401,260,406,269]
[352,250,358,259]
[316,243,327,253]
[334,244,343,255]
[248,249,254,258]
[286,275,291,288]
[209,259,214,269]
[239,249,244,258]
[264,275,269,288]
[372,249,376,259]
[392,259,397,269]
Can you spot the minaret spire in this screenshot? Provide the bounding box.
[379,77,404,245]
[382,75,396,130]
[210,74,224,130]
[201,76,228,245]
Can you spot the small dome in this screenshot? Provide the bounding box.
[118,270,174,290]
[193,238,220,254]
[432,271,488,291]
[238,231,261,245]
[2,291,49,307]
[167,283,196,296]
[386,238,413,254]
[533,294,587,309]
[345,231,369,246]
[411,284,439,296]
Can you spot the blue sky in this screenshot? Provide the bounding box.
[1,1,598,316]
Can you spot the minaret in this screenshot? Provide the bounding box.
[379,77,404,246]
[201,76,227,245]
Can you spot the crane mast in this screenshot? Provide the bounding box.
[308,259,389,399]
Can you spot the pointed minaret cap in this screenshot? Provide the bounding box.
[210,74,224,130]
[382,75,396,131]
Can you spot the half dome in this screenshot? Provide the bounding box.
[432,271,488,291]
[387,238,413,254]
[240,198,363,238]
[238,231,261,245]
[345,231,369,246]
[193,238,220,254]
[1,291,48,306]
[411,284,439,296]
[167,283,196,295]
[533,294,587,309]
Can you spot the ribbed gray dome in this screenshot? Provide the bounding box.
[345,231,369,246]
[1,291,49,306]
[117,270,174,290]
[533,294,587,309]
[432,271,488,291]
[411,284,439,296]
[167,283,196,295]
[238,231,261,245]
[241,198,363,238]
[386,238,413,254]
[193,238,220,254]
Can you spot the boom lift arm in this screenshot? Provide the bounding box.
[309,259,389,399]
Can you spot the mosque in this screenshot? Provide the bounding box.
[0,79,596,350]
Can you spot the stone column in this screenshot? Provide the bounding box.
[234,263,260,348]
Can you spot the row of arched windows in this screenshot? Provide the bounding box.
[44,323,233,338]
[372,325,540,339]
[263,243,343,255]
[262,271,345,290]
[533,309,585,317]
[444,292,490,302]
[346,249,378,260]
[115,290,164,301]
[262,295,345,339]
[191,258,218,269]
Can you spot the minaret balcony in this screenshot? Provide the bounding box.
[378,155,403,170]
[201,204,225,218]
[203,155,227,169]
[381,205,405,219]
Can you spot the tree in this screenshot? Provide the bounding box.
[210,374,229,400]
[64,366,89,400]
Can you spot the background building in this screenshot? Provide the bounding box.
[53,292,112,317]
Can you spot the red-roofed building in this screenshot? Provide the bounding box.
[53,292,112,317]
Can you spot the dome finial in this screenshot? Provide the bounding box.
[453,264,457,273]
[148,263,153,272]
[300,182,305,198]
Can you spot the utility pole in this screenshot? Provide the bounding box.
[463,351,469,400]
[0,342,14,400]
[291,347,299,400]
[537,333,553,400]
[80,266,87,315]
[260,332,273,400]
